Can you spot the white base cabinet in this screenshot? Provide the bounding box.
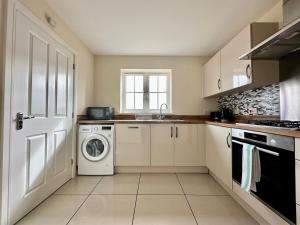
[151,124,205,166]
[115,124,150,166]
[296,138,300,225]
[150,124,174,166]
[297,205,300,225]
[174,124,203,166]
[205,125,232,189]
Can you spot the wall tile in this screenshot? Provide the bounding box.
[218,84,280,115]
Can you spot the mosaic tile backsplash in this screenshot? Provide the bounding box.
[218,84,280,116]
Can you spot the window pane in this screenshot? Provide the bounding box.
[135,93,143,109]
[126,93,134,109]
[158,93,167,106]
[149,93,158,109]
[135,76,144,92]
[149,76,158,92]
[158,76,167,92]
[125,76,134,92]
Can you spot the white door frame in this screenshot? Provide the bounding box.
[0,1,78,224]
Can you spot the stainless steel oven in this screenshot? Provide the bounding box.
[231,128,296,224]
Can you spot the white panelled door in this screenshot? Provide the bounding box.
[9,11,74,224]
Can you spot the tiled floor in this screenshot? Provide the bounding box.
[16,174,258,225]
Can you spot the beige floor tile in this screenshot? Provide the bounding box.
[138,174,183,194]
[177,174,228,195]
[187,195,258,225]
[92,173,140,194]
[55,176,102,195]
[133,195,197,225]
[16,195,86,225]
[68,195,136,225]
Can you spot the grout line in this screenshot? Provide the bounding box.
[175,173,199,225]
[185,194,230,197]
[66,176,104,225]
[131,173,141,225]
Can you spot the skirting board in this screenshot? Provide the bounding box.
[115,166,208,173]
[209,170,288,225]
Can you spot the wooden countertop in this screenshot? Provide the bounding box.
[78,119,206,124]
[205,121,300,138]
[78,119,300,138]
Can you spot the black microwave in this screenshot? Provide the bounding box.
[87,107,114,120]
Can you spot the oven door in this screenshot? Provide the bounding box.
[232,138,296,224]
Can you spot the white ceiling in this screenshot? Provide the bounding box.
[46,0,280,56]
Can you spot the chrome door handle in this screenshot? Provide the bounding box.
[217,78,221,90]
[226,132,231,148]
[246,64,251,79]
[16,112,35,130]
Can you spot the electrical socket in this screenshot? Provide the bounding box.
[249,108,258,115]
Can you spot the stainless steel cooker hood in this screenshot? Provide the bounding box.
[240,17,300,60]
[240,0,300,60]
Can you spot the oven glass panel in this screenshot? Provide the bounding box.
[232,140,296,224]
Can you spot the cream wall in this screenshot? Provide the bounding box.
[257,1,283,27]
[94,55,218,115]
[20,0,94,115]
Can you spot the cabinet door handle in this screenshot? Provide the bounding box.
[217,78,221,90]
[246,64,251,79]
[128,126,139,129]
[226,132,231,148]
[171,127,173,138]
[176,127,178,138]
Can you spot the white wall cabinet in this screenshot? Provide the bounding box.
[115,124,150,166]
[151,124,205,166]
[205,125,232,188]
[203,23,279,97]
[203,51,221,97]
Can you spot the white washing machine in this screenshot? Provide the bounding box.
[78,124,114,175]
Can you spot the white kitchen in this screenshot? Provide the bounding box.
[0,0,300,225]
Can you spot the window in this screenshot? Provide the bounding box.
[121,69,172,113]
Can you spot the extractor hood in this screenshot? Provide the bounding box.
[240,17,300,60]
[240,0,300,60]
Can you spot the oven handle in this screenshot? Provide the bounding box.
[232,140,280,157]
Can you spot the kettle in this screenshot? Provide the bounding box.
[220,108,233,122]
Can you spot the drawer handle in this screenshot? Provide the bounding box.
[171,127,173,138]
[176,127,178,138]
[128,126,139,129]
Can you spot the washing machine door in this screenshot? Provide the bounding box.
[82,134,110,162]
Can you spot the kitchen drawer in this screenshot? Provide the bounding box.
[296,160,300,205]
[115,124,150,166]
[296,138,300,160]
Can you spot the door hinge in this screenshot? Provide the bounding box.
[71,159,74,165]
[73,64,75,70]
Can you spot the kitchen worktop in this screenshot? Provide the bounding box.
[78,118,300,138]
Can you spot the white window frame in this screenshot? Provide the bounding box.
[120,69,172,113]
